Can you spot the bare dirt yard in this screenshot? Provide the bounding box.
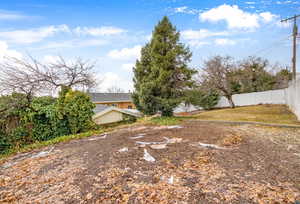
[1,121,300,203]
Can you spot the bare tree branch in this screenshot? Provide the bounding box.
[0,56,97,97]
[199,56,236,108]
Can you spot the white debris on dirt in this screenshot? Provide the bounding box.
[88,133,107,141]
[143,149,156,162]
[31,147,55,159]
[287,145,293,151]
[118,147,129,152]
[294,153,300,157]
[197,142,227,150]
[167,125,183,129]
[130,133,146,139]
[168,175,174,184]
[152,126,168,130]
[152,125,183,130]
[164,137,183,144]
[136,141,163,145]
[1,147,57,169]
[136,137,183,148]
[160,175,176,184]
[150,144,167,149]
[86,193,93,200]
[2,163,12,169]
[129,126,148,131]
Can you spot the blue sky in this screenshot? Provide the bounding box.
[0,0,299,91]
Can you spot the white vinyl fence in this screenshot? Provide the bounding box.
[285,79,300,120]
[175,78,300,120]
[215,89,286,108]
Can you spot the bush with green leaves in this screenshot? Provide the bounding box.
[185,89,220,110]
[0,88,96,154]
[61,89,96,134]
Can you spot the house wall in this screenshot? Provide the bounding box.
[95,101,136,109]
[94,110,124,125]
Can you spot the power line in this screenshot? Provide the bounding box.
[249,35,292,57]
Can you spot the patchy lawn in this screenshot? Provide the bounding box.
[0,120,299,203]
[194,104,300,125]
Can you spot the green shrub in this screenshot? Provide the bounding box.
[199,91,220,110]
[0,88,96,154]
[63,90,96,134]
[0,130,10,154]
[185,89,220,110]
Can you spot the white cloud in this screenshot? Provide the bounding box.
[214,38,236,46]
[107,45,141,60]
[276,21,291,28]
[259,12,278,23]
[199,4,277,29]
[96,72,133,92]
[121,63,135,71]
[181,29,229,40]
[0,25,125,45]
[245,1,255,4]
[74,26,126,36]
[0,41,22,61]
[0,25,70,44]
[42,55,61,64]
[276,0,299,4]
[174,6,198,14]
[187,40,210,48]
[0,10,27,20]
[41,39,108,49]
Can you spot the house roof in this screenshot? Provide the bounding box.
[92,106,142,119]
[94,104,109,114]
[89,93,132,103]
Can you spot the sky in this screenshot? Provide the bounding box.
[0,0,299,92]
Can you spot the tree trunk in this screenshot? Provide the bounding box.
[226,95,235,108]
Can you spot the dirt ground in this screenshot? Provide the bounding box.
[0,121,300,203]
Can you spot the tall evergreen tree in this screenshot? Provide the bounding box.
[133,16,196,116]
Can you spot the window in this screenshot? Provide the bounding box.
[128,105,132,109]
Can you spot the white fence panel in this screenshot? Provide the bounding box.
[175,79,299,120]
[216,89,286,108]
[285,79,300,120]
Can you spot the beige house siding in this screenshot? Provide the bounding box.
[94,110,124,125]
[94,101,135,109]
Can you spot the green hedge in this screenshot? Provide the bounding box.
[0,88,95,154]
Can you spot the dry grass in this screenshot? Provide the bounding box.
[194,104,300,125]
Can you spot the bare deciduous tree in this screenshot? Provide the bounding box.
[0,56,97,98]
[200,56,236,108]
[106,86,125,93]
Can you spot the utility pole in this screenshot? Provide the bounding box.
[281,14,300,80]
